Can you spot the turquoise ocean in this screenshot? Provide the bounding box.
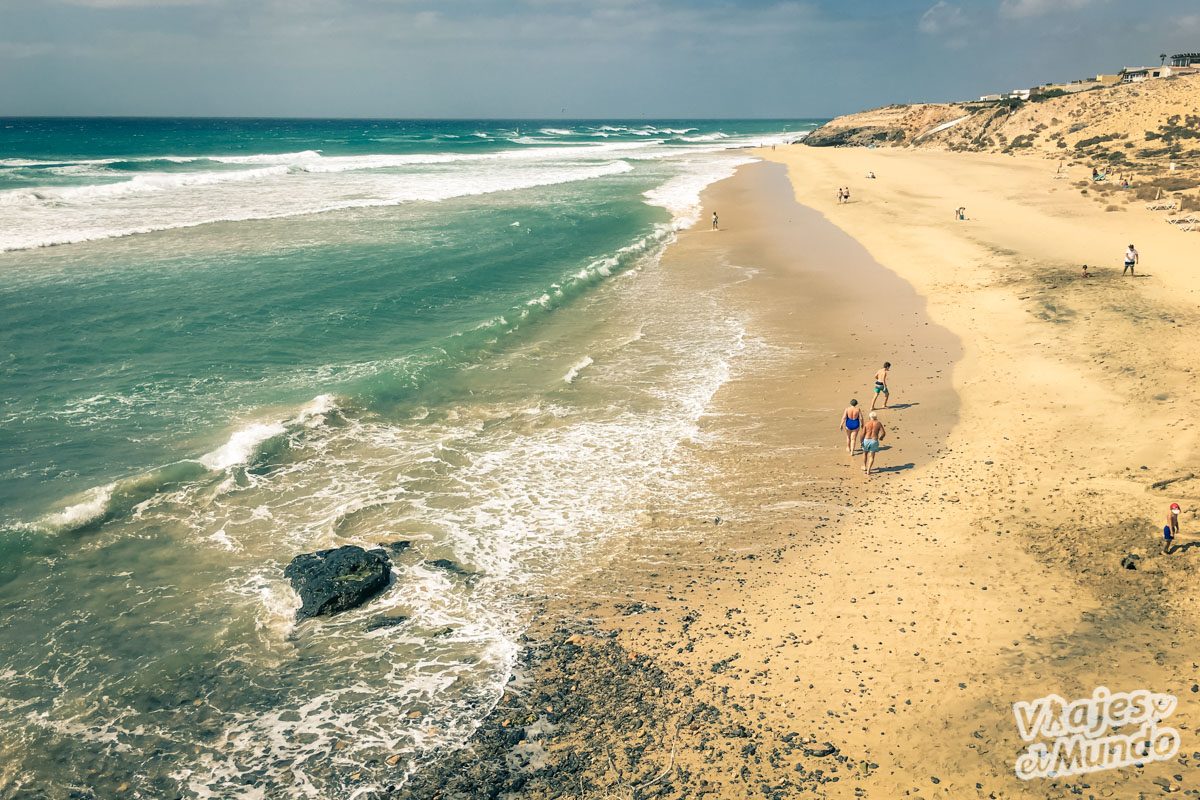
[0,118,815,798]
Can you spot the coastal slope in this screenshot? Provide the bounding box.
[806,73,1200,176]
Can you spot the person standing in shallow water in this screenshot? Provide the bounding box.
[840,399,863,456]
[861,411,885,476]
[871,362,890,410]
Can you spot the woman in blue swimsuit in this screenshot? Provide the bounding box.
[841,399,863,456]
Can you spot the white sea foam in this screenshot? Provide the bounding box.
[207,528,240,552]
[296,394,339,427]
[641,155,756,228]
[42,483,115,532]
[0,166,291,207]
[0,159,635,251]
[0,129,829,251]
[507,136,578,146]
[562,356,593,384]
[197,422,287,471]
[208,150,323,164]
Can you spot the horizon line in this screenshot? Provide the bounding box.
[0,114,830,123]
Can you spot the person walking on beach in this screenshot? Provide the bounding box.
[871,362,890,410]
[712,211,719,230]
[1163,502,1182,554]
[1123,243,1139,276]
[861,412,886,476]
[840,399,863,456]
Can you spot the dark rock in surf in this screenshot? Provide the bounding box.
[426,558,471,576]
[380,540,412,555]
[365,614,410,632]
[284,545,392,620]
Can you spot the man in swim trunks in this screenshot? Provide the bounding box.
[840,398,863,456]
[861,411,886,476]
[1164,502,1181,554]
[871,362,890,410]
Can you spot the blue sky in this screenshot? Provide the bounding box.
[1,0,1197,117]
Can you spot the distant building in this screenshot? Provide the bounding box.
[1169,53,1200,67]
[978,94,1002,102]
[1031,73,1122,96]
[1121,65,1177,82]
[1008,89,1031,100]
[1034,81,1098,95]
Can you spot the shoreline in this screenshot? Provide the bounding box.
[398,158,966,798]
[400,145,1200,797]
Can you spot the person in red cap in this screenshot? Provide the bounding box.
[1164,503,1182,554]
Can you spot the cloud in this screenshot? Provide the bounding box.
[999,0,1096,19]
[0,40,102,58]
[56,0,213,7]
[919,1,966,34]
[0,42,57,58]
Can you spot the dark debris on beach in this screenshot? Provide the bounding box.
[370,616,849,800]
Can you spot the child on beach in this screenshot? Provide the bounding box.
[712,212,719,230]
[1164,503,1181,554]
[1081,264,1090,278]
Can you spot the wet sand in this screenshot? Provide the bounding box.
[399,150,1200,798]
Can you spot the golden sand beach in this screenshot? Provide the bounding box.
[409,143,1200,798]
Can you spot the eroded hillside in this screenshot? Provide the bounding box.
[808,74,1200,173]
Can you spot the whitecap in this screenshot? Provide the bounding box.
[562,356,594,384]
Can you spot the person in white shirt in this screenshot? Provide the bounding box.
[1123,244,1139,276]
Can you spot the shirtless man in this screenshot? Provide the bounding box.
[871,362,890,410]
[1164,502,1181,554]
[840,398,863,456]
[861,411,886,476]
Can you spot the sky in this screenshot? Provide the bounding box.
[1,0,1198,118]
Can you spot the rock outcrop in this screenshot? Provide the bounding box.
[284,545,392,620]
